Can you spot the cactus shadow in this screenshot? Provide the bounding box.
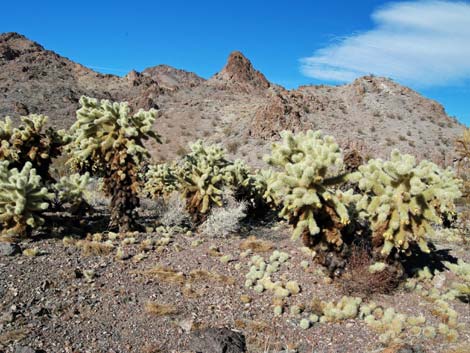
[34,211,111,240]
[399,242,459,276]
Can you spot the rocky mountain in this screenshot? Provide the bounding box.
[0,32,463,166]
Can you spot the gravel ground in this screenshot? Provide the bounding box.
[0,215,469,353]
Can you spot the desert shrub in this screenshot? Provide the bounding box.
[0,115,68,181]
[264,130,351,251]
[352,150,461,257]
[66,96,160,232]
[157,191,192,228]
[52,172,91,214]
[200,192,247,237]
[0,161,52,237]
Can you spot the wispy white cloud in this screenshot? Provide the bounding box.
[301,1,470,86]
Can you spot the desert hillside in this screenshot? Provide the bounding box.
[0,32,463,165]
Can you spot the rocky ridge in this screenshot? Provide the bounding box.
[0,32,463,165]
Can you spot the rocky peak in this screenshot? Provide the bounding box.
[209,51,270,92]
[0,32,44,62]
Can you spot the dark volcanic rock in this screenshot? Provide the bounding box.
[189,327,246,353]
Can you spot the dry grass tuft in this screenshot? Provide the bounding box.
[145,301,179,316]
[239,236,274,253]
[234,319,269,333]
[181,283,200,298]
[0,328,28,345]
[140,266,186,285]
[189,269,236,285]
[76,240,113,256]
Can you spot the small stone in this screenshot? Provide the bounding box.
[0,242,21,256]
[14,345,37,353]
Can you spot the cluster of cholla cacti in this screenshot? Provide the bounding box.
[0,115,68,181]
[0,114,69,236]
[0,94,464,269]
[351,150,461,257]
[144,139,255,221]
[66,96,160,232]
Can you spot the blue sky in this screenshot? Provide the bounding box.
[1,0,469,124]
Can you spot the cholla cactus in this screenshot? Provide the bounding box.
[175,140,245,218]
[0,161,52,236]
[52,172,91,214]
[0,115,68,181]
[264,130,350,249]
[353,150,461,256]
[143,162,178,199]
[66,96,160,231]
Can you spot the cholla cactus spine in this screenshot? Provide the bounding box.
[0,161,52,236]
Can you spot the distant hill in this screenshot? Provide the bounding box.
[0,32,463,166]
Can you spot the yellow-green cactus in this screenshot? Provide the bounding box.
[0,115,68,181]
[52,172,91,214]
[352,150,461,256]
[143,162,178,199]
[66,96,160,231]
[0,161,52,236]
[175,140,247,218]
[264,130,350,249]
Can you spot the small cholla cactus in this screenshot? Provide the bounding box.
[352,150,461,256]
[175,140,248,219]
[143,162,178,199]
[66,96,160,232]
[0,115,68,181]
[264,130,350,250]
[0,161,52,236]
[52,172,91,214]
